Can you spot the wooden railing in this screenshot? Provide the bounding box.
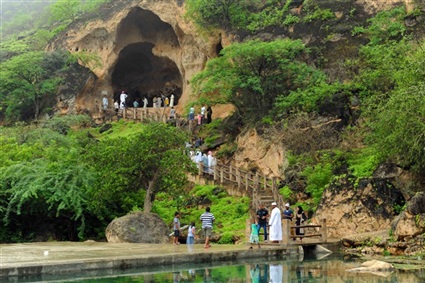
[245,218,328,245]
[118,107,186,127]
[283,218,328,245]
[197,162,285,213]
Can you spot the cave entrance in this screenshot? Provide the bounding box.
[111,7,182,107]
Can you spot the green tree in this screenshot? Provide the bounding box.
[370,82,425,173]
[186,0,254,30]
[1,51,66,121]
[0,122,95,241]
[191,39,325,124]
[49,0,82,24]
[86,123,196,216]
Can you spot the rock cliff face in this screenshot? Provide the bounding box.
[50,0,223,115]
[314,177,405,238]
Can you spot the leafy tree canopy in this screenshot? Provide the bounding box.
[85,122,196,217]
[191,39,326,124]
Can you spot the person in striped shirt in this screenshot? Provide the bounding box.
[200,207,215,248]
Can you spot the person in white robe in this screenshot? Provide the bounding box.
[268,202,282,243]
[170,94,175,107]
[207,151,215,174]
[120,91,127,108]
[143,97,148,108]
[269,264,283,283]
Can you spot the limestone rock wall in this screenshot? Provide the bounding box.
[314,177,405,238]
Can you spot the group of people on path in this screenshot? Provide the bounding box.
[250,202,308,247]
[188,104,212,125]
[189,150,217,174]
[173,207,215,249]
[101,91,176,113]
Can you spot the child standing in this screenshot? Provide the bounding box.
[249,220,261,249]
[187,222,196,244]
[173,212,181,245]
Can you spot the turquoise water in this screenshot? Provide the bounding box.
[11,254,425,282]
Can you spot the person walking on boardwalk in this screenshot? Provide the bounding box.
[120,91,127,108]
[102,95,109,110]
[173,212,181,245]
[268,202,282,243]
[295,206,307,241]
[206,105,212,124]
[200,207,215,248]
[256,203,269,242]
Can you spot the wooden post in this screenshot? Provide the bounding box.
[123,108,126,119]
[320,218,328,243]
[199,162,203,176]
[264,175,267,190]
[282,219,290,246]
[229,165,233,182]
[245,173,249,191]
[133,108,136,120]
[220,166,224,183]
[213,165,218,181]
[236,169,241,189]
[246,218,251,243]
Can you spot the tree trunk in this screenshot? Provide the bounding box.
[143,171,160,213]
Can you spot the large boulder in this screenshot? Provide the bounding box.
[407,192,425,215]
[391,192,425,241]
[105,212,169,243]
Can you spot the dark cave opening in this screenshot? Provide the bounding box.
[111,7,182,107]
[111,42,182,107]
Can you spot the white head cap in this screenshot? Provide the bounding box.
[285,203,290,207]
[271,202,277,206]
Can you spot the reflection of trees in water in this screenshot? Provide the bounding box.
[109,257,421,282]
[245,258,416,283]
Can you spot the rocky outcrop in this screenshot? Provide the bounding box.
[347,260,395,273]
[314,175,405,238]
[391,192,425,243]
[105,212,169,243]
[233,128,286,177]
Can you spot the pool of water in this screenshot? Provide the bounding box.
[10,254,425,283]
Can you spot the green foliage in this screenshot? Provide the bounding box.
[279,186,293,200]
[67,51,103,69]
[302,163,333,206]
[85,122,196,216]
[1,51,68,122]
[192,39,323,125]
[364,7,406,45]
[394,203,406,215]
[346,147,379,178]
[274,81,342,116]
[48,0,82,24]
[303,8,335,22]
[185,0,254,30]
[246,0,293,31]
[0,120,96,241]
[216,143,237,159]
[370,82,425,173]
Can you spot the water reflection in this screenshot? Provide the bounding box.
[9,254,424,282]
